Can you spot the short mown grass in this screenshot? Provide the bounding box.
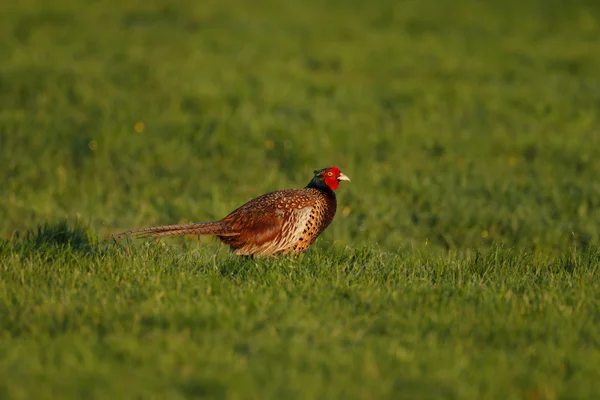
[1,223,599,398]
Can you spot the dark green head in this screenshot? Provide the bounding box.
[306,166,351,192]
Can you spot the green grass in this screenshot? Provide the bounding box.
[1,0,600,398]
[2,225,600,399]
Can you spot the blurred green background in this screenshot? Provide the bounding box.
[2,1,600,398]
[2,0,600,253]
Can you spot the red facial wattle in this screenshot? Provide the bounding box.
[323,166,341,191]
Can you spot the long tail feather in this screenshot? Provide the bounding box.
[117,221,239,239]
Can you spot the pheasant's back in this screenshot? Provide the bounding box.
[218,188,337,256]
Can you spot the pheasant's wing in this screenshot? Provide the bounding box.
[217,208,283,254]
[219,206,313,256]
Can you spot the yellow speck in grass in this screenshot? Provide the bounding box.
[88,140,97,150]
[481,230,489,238]
[342,206,351,217]
[134,121,145,133]
[264,139,275,150]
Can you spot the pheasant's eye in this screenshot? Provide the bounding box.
[327,172,333,177]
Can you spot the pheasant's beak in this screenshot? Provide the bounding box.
[337,173,351,182]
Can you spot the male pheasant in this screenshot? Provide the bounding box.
[117,166,350,256]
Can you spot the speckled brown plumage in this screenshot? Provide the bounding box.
[117,166,350,256]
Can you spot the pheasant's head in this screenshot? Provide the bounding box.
[309,166,351,191]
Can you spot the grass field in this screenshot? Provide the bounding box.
[2,0,600,398]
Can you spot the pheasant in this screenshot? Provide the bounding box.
[117,166,350,256]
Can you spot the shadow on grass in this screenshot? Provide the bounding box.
[1,220,109,259]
